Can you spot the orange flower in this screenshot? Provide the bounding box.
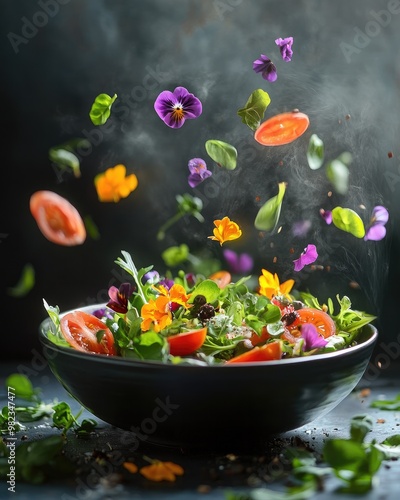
[94,164,138,202]
[140,284,191,332]
[123,461,138,474]
[140,460,184,482]
[258,268,295,299]
[208,216,242,246]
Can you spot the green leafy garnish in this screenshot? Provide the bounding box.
[370,394,400,411]
[331,207,366,238]
[205,139,238,170]
[306,133,324,170]
[157,193,204,240]
[89,92,117,125]
[254,182,286,232]
[7,263,35,297]
[326,153,352,195]
[237,89,271,131]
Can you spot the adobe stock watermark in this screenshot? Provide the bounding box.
[363,331,400,381]
[340,0,400,63]
[61,396,180,500]
[7,0,71,55]
[213,0,243,20]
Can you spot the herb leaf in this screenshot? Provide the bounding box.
[89,93,117,125]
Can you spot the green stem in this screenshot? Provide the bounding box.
[157,212,184,240]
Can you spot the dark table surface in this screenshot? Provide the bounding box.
[1,360,399,500]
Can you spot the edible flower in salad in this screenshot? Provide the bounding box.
[208,216,242,246]
[43,251,377,366]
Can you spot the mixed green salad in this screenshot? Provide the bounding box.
[43,250,376,365]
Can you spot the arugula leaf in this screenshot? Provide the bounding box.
[237,89,271,131]
[7,263,35,297]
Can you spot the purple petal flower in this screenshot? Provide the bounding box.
[252,55,277,82]
[320,209,333,225]
[301,323,328,351]
[223,249,254,274]
[364,206,389,241]
[275,37,294,62]
[293,244,318,272]
[188,158,212,188]
[154,86,202,129]
[107,283,134,314]
[92,308,113,320]
[143,270,160,284]
[159,278,175,290]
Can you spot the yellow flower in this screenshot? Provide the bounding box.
[140,284,191,332]
[123,461,138,474]
[139,460,184,482]
[258,268,295,299]
[208,216,242,246]
[94,164,138,202]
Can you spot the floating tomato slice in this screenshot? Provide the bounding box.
[286,308,336,339]
[226,340,282,364]
[60,311,116,355]
[254,111,310,146]
[208,270,232,289]
[30,190,86,246]
[167,327,208,356]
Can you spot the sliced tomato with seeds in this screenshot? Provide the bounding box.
[226,340,282,364]
[60,311,116,355]
[285,307,336,339]
[167,327,208,356]
[249,326,271,347]
[30,190,86,246]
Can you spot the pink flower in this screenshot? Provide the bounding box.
[293,244,318,272]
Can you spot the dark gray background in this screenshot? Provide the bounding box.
[1,0,399,359]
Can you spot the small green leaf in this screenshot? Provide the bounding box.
[83,215,100,240]
[323,438,366,472]
[254,182,286,232]
[326,157,350,195]
[5,374,36,401]
[49,148,81,178]
[205,139,237,170]
[370,394,400,411]
[189,279,221,304]
[331,207,365,238]
[350,414,374,443]
[89,93,117,125]
[7,263,35,297]
[237,89,271,131]
[307,134,324,170]
[162,244,190,267]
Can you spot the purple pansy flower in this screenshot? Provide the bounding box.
[107,283,134,314]
[92,307,113,320]
[159,278,175,290]
[364,206,389,241]
[301,323,328,351]
[154,86,202,129]
[293,244,318,272]
[188,158,212,188]
[320,209,333,225]
[143,270,160,284]
[275,37,294,62]
[252,54,277,82]
[223,249,254,274]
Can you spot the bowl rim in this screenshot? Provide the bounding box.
[39,302,378,370]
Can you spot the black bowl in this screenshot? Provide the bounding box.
[39,304,378,451]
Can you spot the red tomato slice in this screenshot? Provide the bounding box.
[226,340,282,364]
[30,190,86,246]
[286,308,336,339]
[167,327,208,356]
[60,311,116,355]
[249,326,271,347]
[208,270,232,289]
[254,111,310,146]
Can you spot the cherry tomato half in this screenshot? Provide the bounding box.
[286,308,336,339]
[167,327,208,356]
[208,270,232,289]
[30,190,86,246]
[254,111,310,146]
[60,311,116,355]
[226,340,282,364]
